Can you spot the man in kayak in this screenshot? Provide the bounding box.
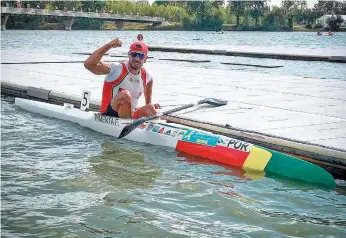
[84,38,159,119]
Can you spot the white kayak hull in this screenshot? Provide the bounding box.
[14,97,336,187]
[15,98,180,148]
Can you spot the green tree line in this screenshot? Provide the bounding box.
[3,0,346,31]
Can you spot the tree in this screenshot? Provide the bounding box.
[294,8,318,26]
[281,0,305,28]
[81,0,106,12]
[186,1,203,15]
[313,0,346,16]
[326,14,344,31]
[185,1,207,28]
[180,0,226,30]
[341,1,346,14]
[153,0,170,6]
[212,0,224,8]
[262,6,286,30]
[107,0,136,14]
[137,0,150,5]
[249,1,266,25]
[205,3,226,30]
[23,1,46,8]
[63,1,83,11]
[282,0,294,28]
[228,0,246,26]
[154,0,187,7]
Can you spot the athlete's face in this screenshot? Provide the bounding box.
[128,51,147,70]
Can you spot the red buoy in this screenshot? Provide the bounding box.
[137,34,143,41]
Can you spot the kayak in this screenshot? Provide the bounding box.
[14,97,336,187]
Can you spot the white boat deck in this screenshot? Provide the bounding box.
[1,51,346,151]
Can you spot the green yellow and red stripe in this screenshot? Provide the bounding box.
[176,130,335,187]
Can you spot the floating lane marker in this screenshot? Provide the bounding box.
[159,58,211,63]
[221,62,283,68]
[110,54,154,59]
[72,52,109,55]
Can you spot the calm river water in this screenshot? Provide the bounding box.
[1,30,346,237]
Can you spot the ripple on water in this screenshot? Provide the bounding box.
[1,98,346,237]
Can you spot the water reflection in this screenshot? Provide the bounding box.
[89,141,163,189]
[178,152,265,180]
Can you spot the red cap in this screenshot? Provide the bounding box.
[129,41,148,54]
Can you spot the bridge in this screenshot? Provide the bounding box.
[1,7,165,31]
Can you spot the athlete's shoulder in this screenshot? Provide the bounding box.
[105,61,125,82]
[141,66,152,84]
[141,66,152,77]
[109,61,124,70]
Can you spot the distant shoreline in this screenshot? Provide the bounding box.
[4,28,346,32]
[5,21,346,32]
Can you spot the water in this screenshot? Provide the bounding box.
[1,30,346,237]
[2,30,346,50]
[2,97,346,237]
[1,30,346,80]
[1,98,346,237]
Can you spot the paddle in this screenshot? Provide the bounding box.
[159,103,187,108]
[118,98,227,139]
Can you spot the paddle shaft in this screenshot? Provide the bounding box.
[160,103,187,107]
[118,98,215,139]
[145,99,206,121]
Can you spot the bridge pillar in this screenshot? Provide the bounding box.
[116,22,124,30]
[1,15,9,31]
[63,18,75,31]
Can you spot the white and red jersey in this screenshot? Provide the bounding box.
[100,61,152,113]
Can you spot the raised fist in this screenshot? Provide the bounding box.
[108,38,122,48]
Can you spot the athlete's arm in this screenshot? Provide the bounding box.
[144,80,153,105]
[84,38,122,75]
[144,80,160,109]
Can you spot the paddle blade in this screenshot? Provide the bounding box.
[204,98,228,106]
[118,117,149,139]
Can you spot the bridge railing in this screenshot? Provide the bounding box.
[1,7,165,23]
